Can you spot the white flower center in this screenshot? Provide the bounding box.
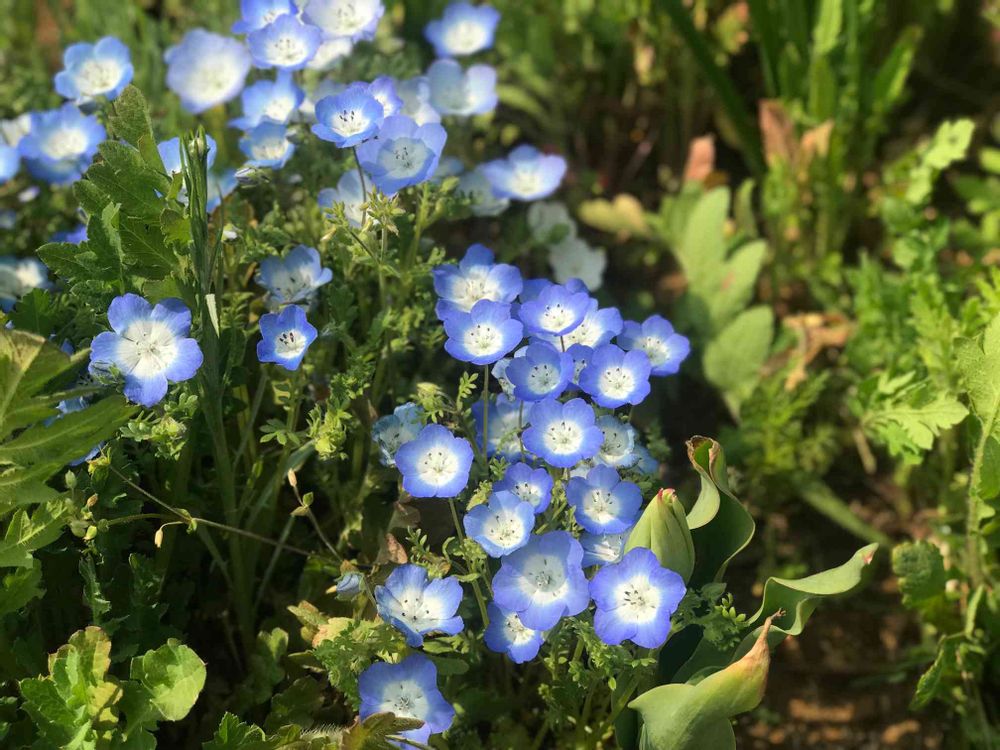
[463,323,501,356]
[269,267,317,302]
[483,509,527,548]
[513,480,541,506]
[452,270,499,311]
[263,96,295,122]
[583,488,619,525]
[600,428,629,459]
[328,3,368,35]
[418,446,459,487]
[378,137,431,179]
[519,554,568,601]
[76,59,121,95]
[275,328,307,359]
[443,21,487,54]
[117,320,179,379]
[197,59,241,101]
[615,576,661,622]
[641,335,670,366]
[538,303,575,332]
[599,365,635,399]
[44,128,88,160]
[510,166,542,196]
[526,363,560,393]
[251,134,289,162]
[542,419,582,455]
[380,680,429,720]
[502,611,535,644]
[333,108,369,136]
[267,34,310,66]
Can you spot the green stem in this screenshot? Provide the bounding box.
[353,146,368,223]
[448,498,490,626]
[481,365,490,461]
[966,409,997,588]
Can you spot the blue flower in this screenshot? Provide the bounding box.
[372,402,424,467]
[549,300,622,349]
[256,244,333,305]
[307,37,353,71]
[158,135,218,176]
[18,105,104,185]
[52,224,88,244]
[483,603,544,664]
[0,145,19,184]
[333,571,365,599]
[578,344,652,408]
[566,343,592,388]
[493,461,553,514]
[581,532,629,568]
[590,547,686,648]
[165,30,252,114]
[367,76,403,117]
[473,394,531,460]
[633,444,660,475]
[464,491,535,557]
[248,13,323,70]
[618,315,691,376]
[359,654,455,745]
[432,156,464,183]
[232,0,297,34]
[565,465,642,534]
[505,342,573,402]
[522,397,602,469]
[443,300,523,366]
[318,170,367,228]
[374,563,463,646]
[517,282,591,338]
[398,76,442,125]
[492,531,590,630]
[457,166,511,217]
[482,145,566,201]
[595,415,638,468]
[304,0,384,42]
[433,243,522,319]
[0,257,51,312]
[312,83,385,148]
[239,122,295,168]
[424,1,501,58]
[54,37,133,103]
[230,71,304,129]
[395,424,474,498]
[356,115,447,196]
[207,170,237,213]
[89,294,203,407]
[256,305,317,371]
[426,59,497,117]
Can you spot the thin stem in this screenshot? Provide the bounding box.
[353,146,368,223]
[481,365,490,461]
[448,498,490,626]
[966,408,997,588]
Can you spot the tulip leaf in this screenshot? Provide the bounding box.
[625,488,695,582]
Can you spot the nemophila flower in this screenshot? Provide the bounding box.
[0,114,32,149]
[372,402,424,467]
[158,135,218,176]
[550,300,623,350]
[0,145,19,184]
[590,547,686,648]
[239,122,295,168]
[518,278,553,303]
[299,79,344,121]
[482,145,567,202]
[304,0,384,42]
[443,299,523,365]
[51,395,103,466]
[566,465,642,534]
[308,36,353,70]
[566,343,592,388]
[493,531,590,630]
[427,59,497,117]
[374,563,463,646]
[633,445,659,475]
[18,105,104,185]
[505,341,573,402]
[232,0,297,34]
[54,37,132,104]
[398,76,442,126]
[433,243,522,319]
[356,115,447,196]
[207,170,237,213]
[248,14,323,70]
[230,71,304,129]
[165,30,252,114]
[257,244,332,305]
[579,344,652,409]
[549,235,607,291]
[581,532,629,568]
[0,257,51,312]
[256,304,318,371]
[517,282,590,338]
[395,424,474,498]
[618,315,691,376]
[425,1,501,58]
[312,83,384,148]
[464,491,535,557]
[494,461,553,514]
[52,224,87,244]
[367,76,403,117]
[522,397,602,469]
[595,415,638,468]
[89,294,203,407]
[332,571,364,599]
[318,171,368,228]
[432,156,464,183]
[484,603,544,663]
[473,394,530,460]
[359,655,454,746]
[528,201,576,243]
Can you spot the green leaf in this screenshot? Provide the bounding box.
[811,0,842,55]
[702,306,774,416]
[871,27,921,115]
[956,314,1000,438]
[36,242,101,282]
[892,541,947,608]
[341,712,425,750]
[128,640,206,722]
[0,562,44,617]
[8,289,55,337]
[625,489,695,582]
[108,87,165,174]
[0,500,68,567]
[924,119,974,170]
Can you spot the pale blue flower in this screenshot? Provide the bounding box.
[516,281,590,337]
[165,29,252,114]
[426,59,497,117]
[618,315,691,376]
[442,300,523,365]
[504,341,573,402]
[395,424,474,498]
[581,532,629,568]
[472,394,531,460]
[232,0,298,34]
[424,1,500,58]
[359,655,454,746]
[0,145,20,184]
[304,0,384,42]
[248,13,323,70]
[458,166,509,217]
[433,243,522,319]
[463,491,535,557]
[522,397,602,469]
[239,122,295,168]
[482,145,566,201]
[0,257,51,312]
[374,563,463,646]
[18,104,104,185]
[54,37,133,103]
[578,344,651,409]
[318,170,367,228]
[312,82,384,147]
[565,465,642,534]
[397,76,442,125]
[355,115,446,196]
[493,461,552,514]
[484,603,544,663]
[230,71,304,129]
[372,402,423,467]
[256,304,318,371]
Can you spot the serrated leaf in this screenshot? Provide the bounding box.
[956,314,1000,438]
[892,541,947,608]
[0,500,68,567]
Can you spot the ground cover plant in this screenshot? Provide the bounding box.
[0,0,998,748]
